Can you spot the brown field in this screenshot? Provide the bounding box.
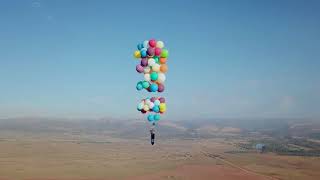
[0,118,320,180]
[0,136,320,180]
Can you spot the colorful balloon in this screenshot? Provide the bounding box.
[150,72,158,81]
[147,48,155,56]
[156,41,164,48]
[150,83,158,92]
[158,83,165,92]
[161,49,168,58]
[160,64,168,73]
[159,97,165,103]
[154,48,162,56]
[136,64,144,73]
[134,50,141,58]
[154,114,161,121]
[152,105,160,113]
[159,57,167,64]
[148,58,156,67]
[152,64,160,72]
[147,114,154,122]
[157,73,166,83]
[144,73,151,81]
[142,81,150,88]
[137,43,143,50]
[141,58,148,67]
[144,66,151,73]
[149,39,156,47]
[143,40,149,48]
[141,50,147,58]
[136,81,143,90]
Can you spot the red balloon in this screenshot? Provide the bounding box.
[149,39,156,47]
[155,48,162,56]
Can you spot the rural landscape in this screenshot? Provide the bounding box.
[0,117,320,180]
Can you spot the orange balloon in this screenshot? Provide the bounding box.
[160,64,168,73]
[159,58,167,64]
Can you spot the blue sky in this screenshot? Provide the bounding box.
[0,0,319,120]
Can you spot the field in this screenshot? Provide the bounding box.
[0,118,320,180]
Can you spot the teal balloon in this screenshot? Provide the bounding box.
[147,114,154,122]
[152,105,160,113]
[154,114,161,121]
[150,83,158,92]
[136,81,143,90]
[137,103,143,111]
[150,72,158,81]
[142,81,150,88]
[137,43,143,50]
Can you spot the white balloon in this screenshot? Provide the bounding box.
[154,100,160,106]
[145,99,151,105]
[148,58,155,66]
[144,73,151,81]
[152,64,160,72]
[143,105,149,111]
[143,40,149,48]
[157,73,166,83]
[149,102,154,109]
[144,66,151,73]
[156,41,164,48]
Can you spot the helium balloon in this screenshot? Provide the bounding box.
[143,104,150,112]
[157,73,166,83]
[150,97,156,102]
[153,106,160,113]
[137,102,144,110]
[141,58,148,67]
[149,102,154,109]
[159,97,165,103]
[150,83,158,92]
[147,114,154,122]
[161,49,168,58]
[156,41,164,48]
[148,58,156,67]
[154,48,162,56]
[154,56,159,64]
[159,57,167,64]
[147,48,155,56]
[154,114,161,121]
[149,39,156,47]
[158,83,165,92]
[160,64,168,73]
[134,51,141,58]
[142,81,150,88]
[143,40,149,48]
[154,99,160,106]
[141,50,147,58]
[144,66,151,73]
[136,64,144,73]
[137,43,143,50]
[150,72,158,81]
[136,81,143,90]
[144,73,151,81]
[152,64,160,72]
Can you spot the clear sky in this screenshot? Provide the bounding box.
[0,0,319,120]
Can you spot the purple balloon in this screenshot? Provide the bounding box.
[158,84,165,92]
[159,97,165,103]
[136,64,144,73]
[141,58,148,67]
[150,97,157,102]
[147,47,155,56]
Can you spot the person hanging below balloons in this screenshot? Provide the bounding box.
[133,39,169,145]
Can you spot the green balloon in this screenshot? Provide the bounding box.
[161,49,168,58]
[150,72,158,81]
[154,56,159,63]
[142,81,150,88]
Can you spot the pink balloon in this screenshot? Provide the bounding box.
[136,64,144,73]
[155,48,162,56]
[159,97,165,103]
[149,39,156,47]
[150,97,157,102]
[158,83,165,92]
[147,48,155,56]
[141,58,148,67]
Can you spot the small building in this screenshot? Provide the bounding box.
[255,143,266,153]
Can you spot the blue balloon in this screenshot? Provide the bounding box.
[136,82,143,91]
[147,114,154,122]
[137,43,143,50]
[154,114,160,121]
[140,50,147,58]
[152,105,160,113]
[150,83,158,92]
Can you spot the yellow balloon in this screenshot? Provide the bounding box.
[134,50,141,58]
[143,104,150,111]
[159,103,166,112]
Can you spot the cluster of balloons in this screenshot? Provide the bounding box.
[134,39,168,93]
[137,97,166,115]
